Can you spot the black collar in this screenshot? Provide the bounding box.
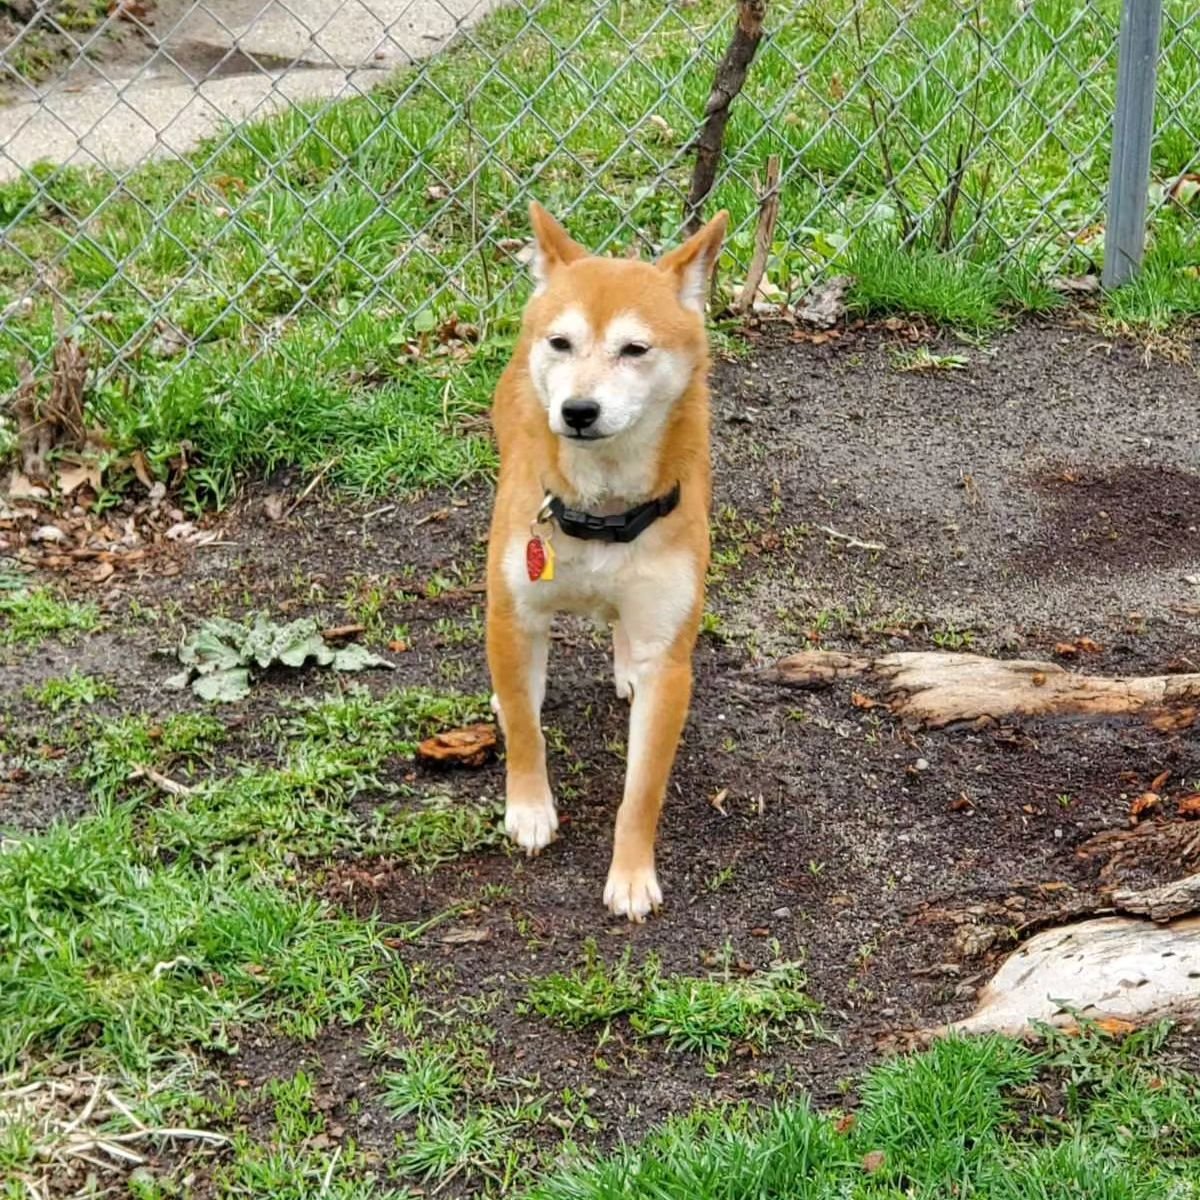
[545,483,681,544]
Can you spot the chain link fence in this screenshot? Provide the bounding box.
[1,0,1198,490]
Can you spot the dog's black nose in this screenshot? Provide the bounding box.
[561,399,600,432]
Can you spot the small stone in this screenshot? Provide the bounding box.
[772,906,793,920]
[915,758,930,771]
[32,524,66,543]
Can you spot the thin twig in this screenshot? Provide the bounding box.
[815,524,887,552]
[733,154,781,314]
[284,457,340,519]
[128,764,195,797]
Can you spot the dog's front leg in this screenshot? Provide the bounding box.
[604,646,692,921]
[487,596,556,855]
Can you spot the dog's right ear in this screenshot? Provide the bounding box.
[528,201,587,295]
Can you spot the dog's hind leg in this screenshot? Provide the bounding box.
[487,596,556,855]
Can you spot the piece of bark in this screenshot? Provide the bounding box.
[685,0,768,234]
[1113,873,1200,923]
[417,724,497,768]
[764,650,1200,730]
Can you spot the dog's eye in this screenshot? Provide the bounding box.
[548,335,572,352]
[621,342,650,358]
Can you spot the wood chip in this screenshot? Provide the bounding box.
[416,723,497,768]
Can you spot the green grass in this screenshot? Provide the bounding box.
[68,686,499,866]
[527,942,820,1058]
[0,0,1197,505]
[0,806,387,1072]
[526,1028,1200,1199]
[0,683,500,1081]
[26,669,118,712]
[382,1045,466,1119]
[0,585,100,645]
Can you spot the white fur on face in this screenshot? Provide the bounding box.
[528,307,695,445]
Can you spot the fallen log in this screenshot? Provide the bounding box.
[763,650,1200,730]
[1113,872,1200,924]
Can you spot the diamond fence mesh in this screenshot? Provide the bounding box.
[1,0,1198,495]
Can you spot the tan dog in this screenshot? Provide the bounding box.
[485,202,728,920]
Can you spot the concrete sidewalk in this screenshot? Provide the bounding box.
[0,0,502,181]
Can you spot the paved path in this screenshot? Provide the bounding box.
[0,0,502,181]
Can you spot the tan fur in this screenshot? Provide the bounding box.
[486,203,727,920]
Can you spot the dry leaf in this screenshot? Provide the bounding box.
[850,691,877,710]
[1130,792,1160,822]
[710,788,730,817]
[1053,642,1078,658]
[57,462,102,495]
[7,470,49,501]
[1150,769,1171,794]
[417,723,497,767]
[1150,706,1198,733]
[263,493,286,522]
[130,450,155,489]
[440,928,492,945]
[950,793,974,813]
[1075,637,1103,654]
[861,1150,886,1174]
[834,1113,855,1135]
[1178,794,1200,818]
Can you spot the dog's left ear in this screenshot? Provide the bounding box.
[657,212,729,313]
[528,201,588,295]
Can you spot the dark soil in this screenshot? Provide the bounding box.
[3,320,1200,1192]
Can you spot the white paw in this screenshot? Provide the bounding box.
[603,863,663,922]
[614,673,634,702]
[505,795,558,855]
[489,692,500,714]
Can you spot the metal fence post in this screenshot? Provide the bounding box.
[1103,0,1164,289]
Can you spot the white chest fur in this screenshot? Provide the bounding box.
[502,526,697,653]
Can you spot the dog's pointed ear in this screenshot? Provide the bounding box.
[657,212,728,313]
[528,201,587,295]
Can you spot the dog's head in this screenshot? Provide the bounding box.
[520,202,727,444]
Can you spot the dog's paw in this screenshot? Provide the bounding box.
[603,862,662,922]
[505,794,558,855]
[613,672,635,702]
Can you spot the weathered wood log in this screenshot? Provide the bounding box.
[1113,872,1200,923]
[764,649,1200,730]
[685,0,768,234]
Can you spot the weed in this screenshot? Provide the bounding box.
[26,671,117,713]
[932,624,976,650]
[890,346,970,372]
[396,1105,536,1191]
[633,960,819,1057]
[528,945,820,1058]
[526,943,654,1030]
[0,587,99,646]
[382,1045,465,1119]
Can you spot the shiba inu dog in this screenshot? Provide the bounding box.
[485,202,728,920]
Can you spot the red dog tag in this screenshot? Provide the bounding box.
[526,535,555,582]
